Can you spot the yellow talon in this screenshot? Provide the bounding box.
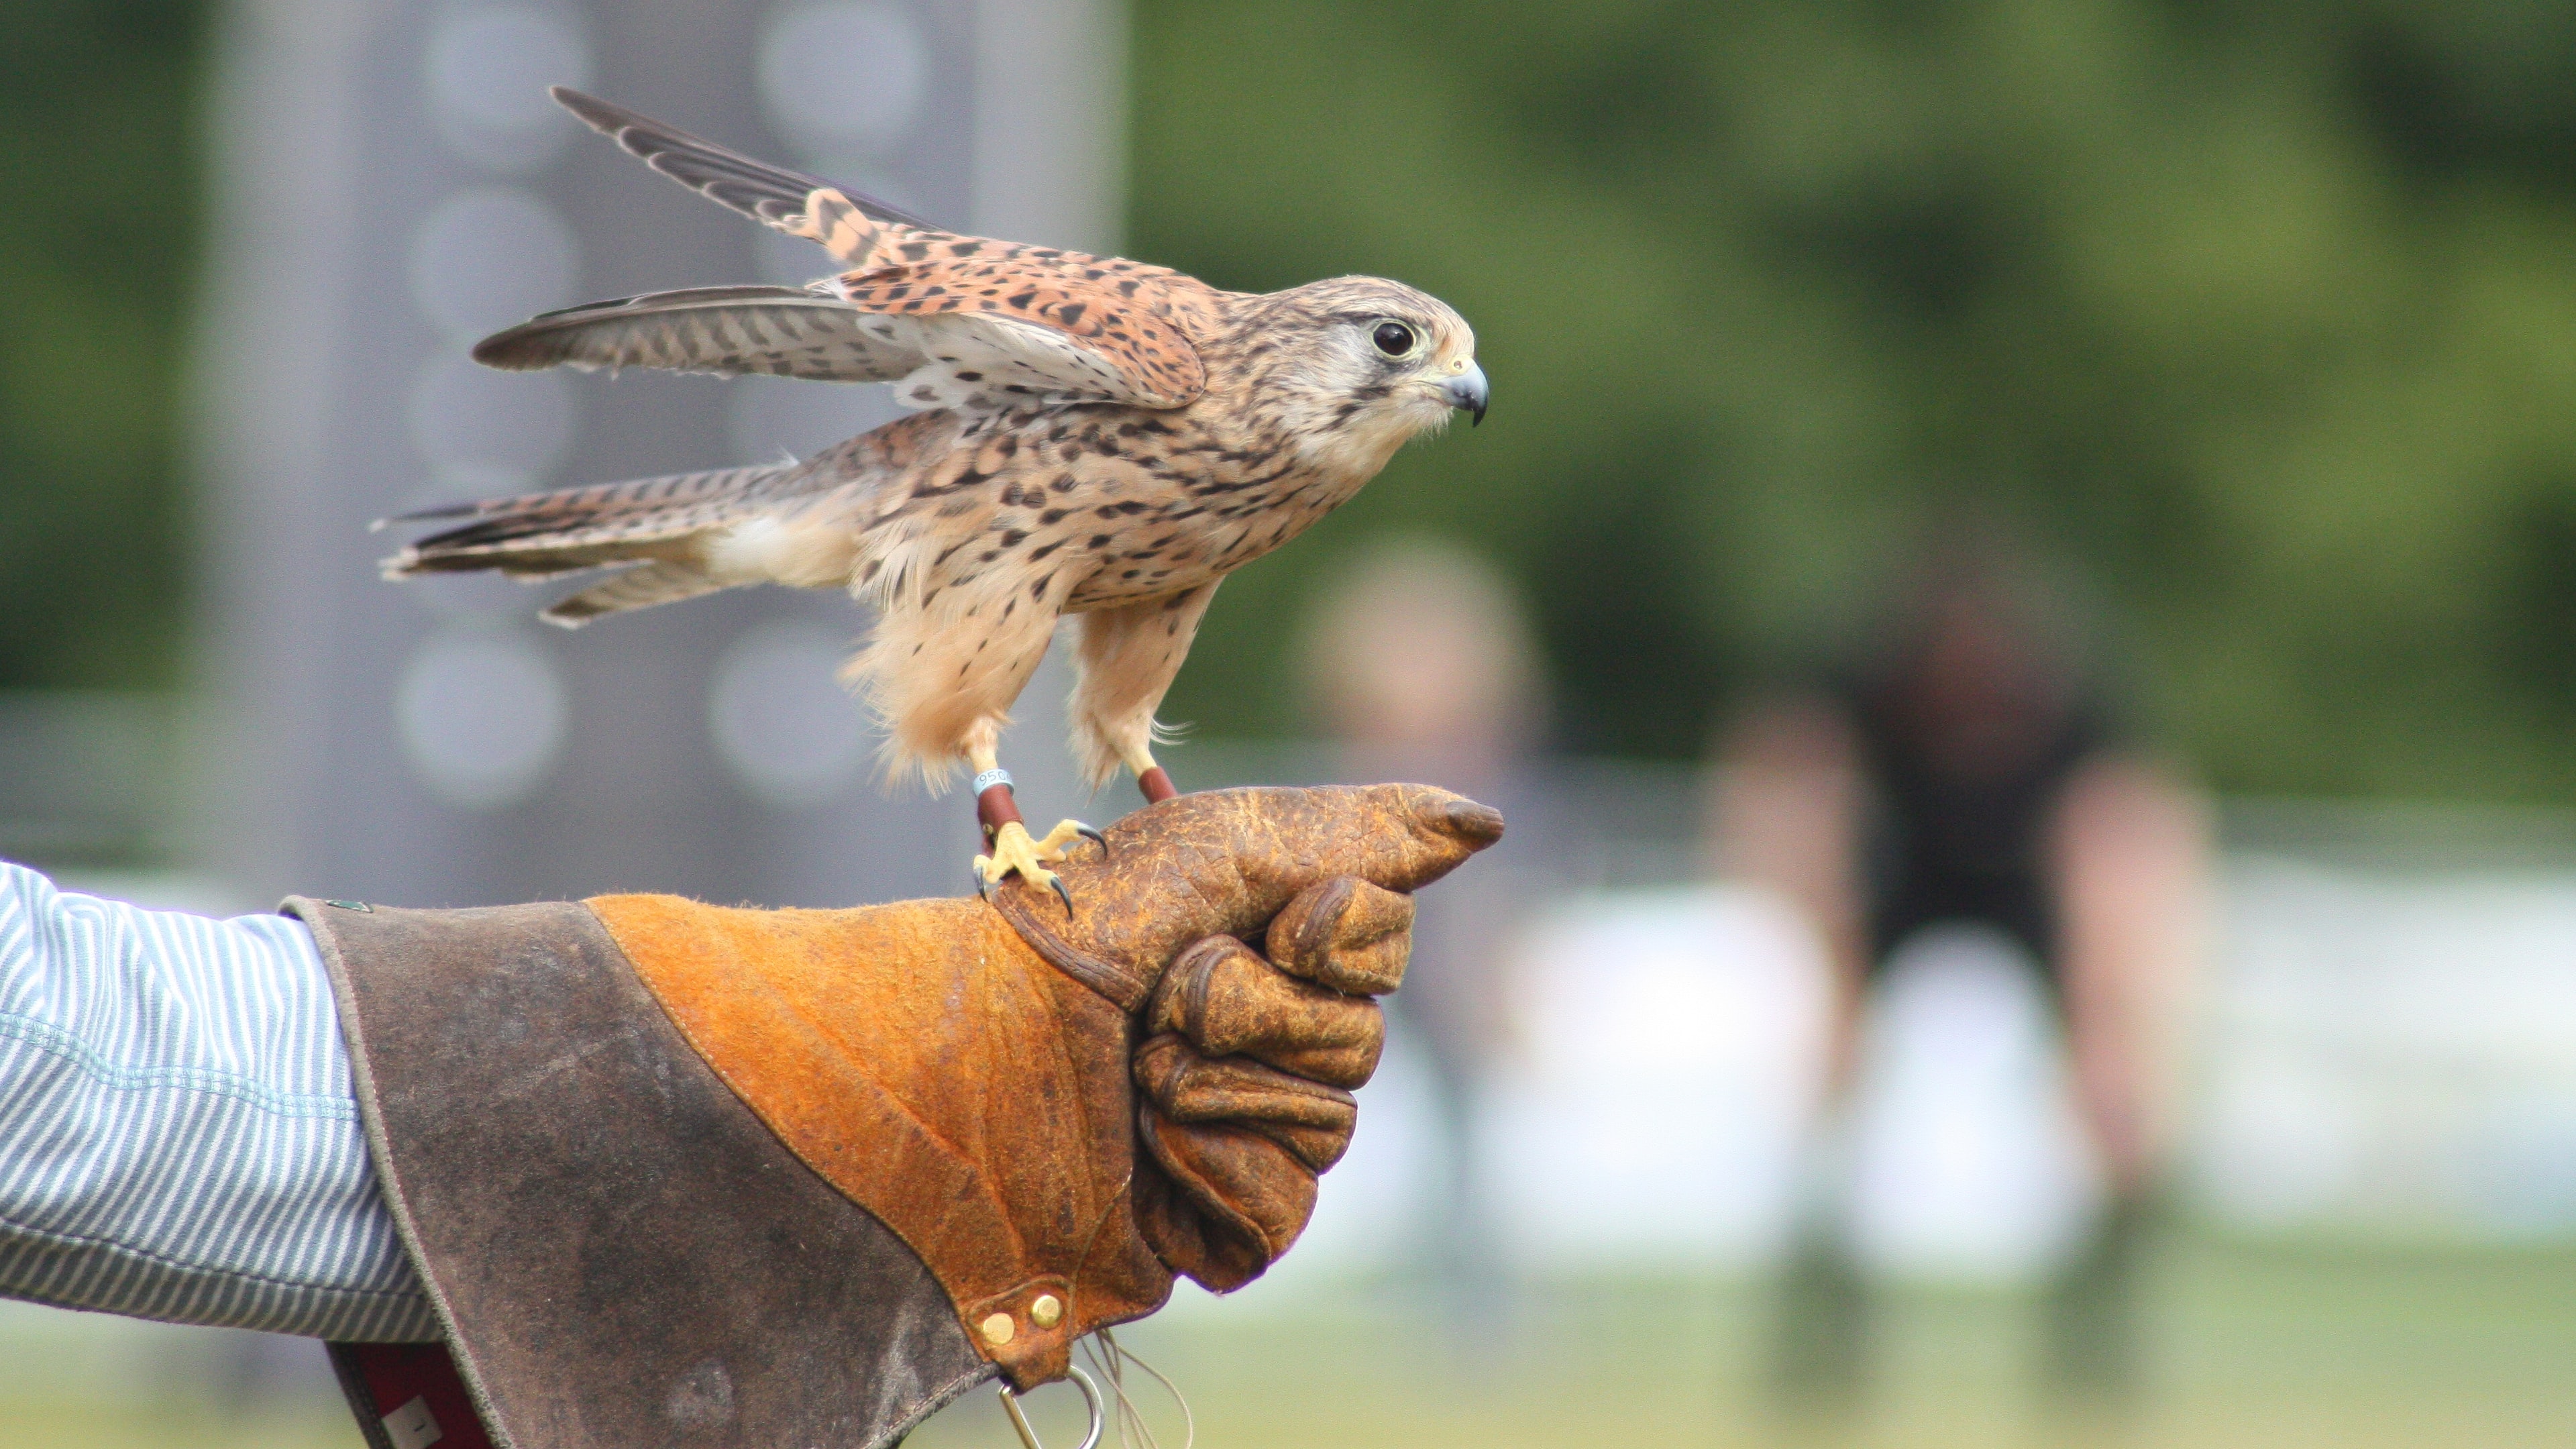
[975,819,1098,908]
[1029,819,1108,857]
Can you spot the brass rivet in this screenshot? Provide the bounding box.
[980,1312,1016,1346]
[1030,1293,1063,1329]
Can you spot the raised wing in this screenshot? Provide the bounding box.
[523,89,1217,411]
[838,260,1208,409]
[467,278,1203,411]
[471,285,916,381]
[551,87,927,266]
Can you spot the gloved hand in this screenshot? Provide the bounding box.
[588,784,1500,1389]
[1125,875,1417,1291]
[988,790,1464,1295]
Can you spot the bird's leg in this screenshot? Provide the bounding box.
[967,743,1097,910]
[1126,743,1179,805]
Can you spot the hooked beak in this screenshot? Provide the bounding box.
[1442,362,1489,426]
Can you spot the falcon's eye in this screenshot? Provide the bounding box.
[1371,321,1417,357]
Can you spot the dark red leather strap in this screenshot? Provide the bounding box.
[977,780,1024,845]
[328,1342,497,1449]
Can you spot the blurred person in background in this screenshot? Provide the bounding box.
[1709,529,2208,1409]
[1299,537,1554,1307]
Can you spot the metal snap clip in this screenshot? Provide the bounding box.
[997,1364,1103,1449]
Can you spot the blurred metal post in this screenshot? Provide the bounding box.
[192,0,1125,909]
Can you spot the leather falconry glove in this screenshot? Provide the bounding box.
[1124,879,1419,1291]
[586,784,1500,1392]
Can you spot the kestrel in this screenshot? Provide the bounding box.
[382,89,1489,899]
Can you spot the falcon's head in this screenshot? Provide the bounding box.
[1244,276,1486,474]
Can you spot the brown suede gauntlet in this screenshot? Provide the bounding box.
[590,784,1500,1390]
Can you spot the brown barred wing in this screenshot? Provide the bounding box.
[471,285,921,382]
[835,258,1212,411]
[551,87,928,267]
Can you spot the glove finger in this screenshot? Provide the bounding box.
[1135,1108,1320,1293]
[1023,786,1502,978]
[1264,877,1414,996]
[1150,936,1387,1087]
[1132,1153,1265,1293]
[1133,1034,1356,1171]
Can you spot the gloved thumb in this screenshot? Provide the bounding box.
[992,785,1502,1003]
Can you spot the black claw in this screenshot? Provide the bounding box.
[1075,824,1109,856]
[974,867,991,902]
[1049,875,1075,915]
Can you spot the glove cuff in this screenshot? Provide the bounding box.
[591,893,1173,1390]
[288,896,994,1449]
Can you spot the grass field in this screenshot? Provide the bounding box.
[8,1235,2573,1449]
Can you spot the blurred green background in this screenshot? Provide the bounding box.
[12,1247,2576,1448]
[1130,0,2576,792]
[0,0,199,692]
[23,0,2576,792]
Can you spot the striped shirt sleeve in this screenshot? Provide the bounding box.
[0,861,439,1340]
